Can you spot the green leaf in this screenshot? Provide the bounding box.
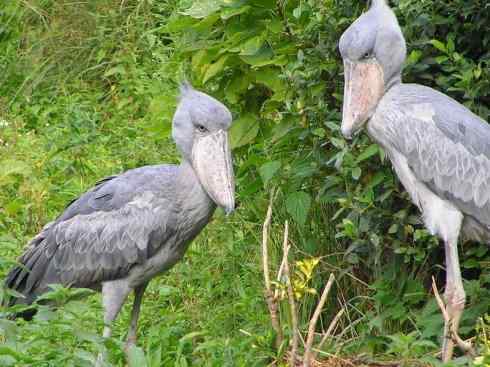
[259,161,281,184]
[430,39,447,53]
[230,114,259,148]
[253,67,286,92]
[356,144,378,162]
[127,345,148,367]
[182,0,222,18]
[286,191,312,226]
[240,46,275,66]
[220,5,251,20]
[103,65,125,77]
[0,159,31,184]
[239,36,264,56]
[351,167,361,180]
[202,55,229,83]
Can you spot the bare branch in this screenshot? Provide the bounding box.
[261,196,282,348]
[282,221,299,366]
[314,307,345,357]
[303,273,335,367]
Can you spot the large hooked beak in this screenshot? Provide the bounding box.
[192,129,235,214]
[341,58,385,139]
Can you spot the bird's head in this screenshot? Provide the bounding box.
[339,0,406,139]
[172,83,235,214]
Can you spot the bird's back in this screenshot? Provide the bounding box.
[4,164,187,305]
[369,83,490,235]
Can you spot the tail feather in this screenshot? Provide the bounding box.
[4,222,57,318]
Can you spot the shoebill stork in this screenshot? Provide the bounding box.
[4,84,235,349]
[339,0,488,361]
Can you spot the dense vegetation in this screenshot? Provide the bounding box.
[0,0,489,365]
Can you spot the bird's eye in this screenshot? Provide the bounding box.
[196,124,207,133]
[362,52,373,60]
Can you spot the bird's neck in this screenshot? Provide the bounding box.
[176,159,215,209]
[386,73,403,92]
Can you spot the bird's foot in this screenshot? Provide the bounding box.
[432,278,476,361]
[124,337,137,355]
[95,351,110,367]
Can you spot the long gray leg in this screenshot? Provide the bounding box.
[442,238,466,362]
[125,282,148,349]
[96,281,132,366]
[101,281,132,338]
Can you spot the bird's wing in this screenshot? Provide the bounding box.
[6,165,177,294]
[381,88,490,225]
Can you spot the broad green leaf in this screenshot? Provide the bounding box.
[249,0,275,8]
[259,161,281,184]
[239,36,264,56]
[356,144,378,162]
[351,167,361,180]
[430,39,446,53]
[220,5,251,19]
[253,67,286,92]
[230,114,259,148]
[127,345,148,367]
[202,55,229,83]
[243,54,287,68]
[240,46,274,66]
[165,14,196,32]
[182,0,221,18]
[225,73,252,103]
[286,191,311,226]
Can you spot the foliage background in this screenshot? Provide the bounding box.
[0,0,489,365]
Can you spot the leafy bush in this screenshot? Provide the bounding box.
[167,0,490,358]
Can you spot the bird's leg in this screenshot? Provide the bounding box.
[125,282,148,351]
[96,281,131,366]
[442,238,466,362]
[101,281,131,338]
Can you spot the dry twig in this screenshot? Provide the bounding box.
[282,221,299,366]
[314,307,346,358]
[303,274,336,366]
[262,198,283,348]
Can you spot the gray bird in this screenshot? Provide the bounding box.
[4,83,235,350]
[339,0,488,361]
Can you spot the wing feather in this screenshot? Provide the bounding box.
[5,165,178,298]
[386,102,490,225]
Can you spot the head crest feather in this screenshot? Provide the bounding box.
[179,80,194,99]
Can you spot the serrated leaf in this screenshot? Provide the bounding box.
[230,114,259,148]
[259,161,281,184]
[286,191,311,226]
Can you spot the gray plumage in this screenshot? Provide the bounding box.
[5,84,235,351]
[339,0,488,361]
[371,83,490,231]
